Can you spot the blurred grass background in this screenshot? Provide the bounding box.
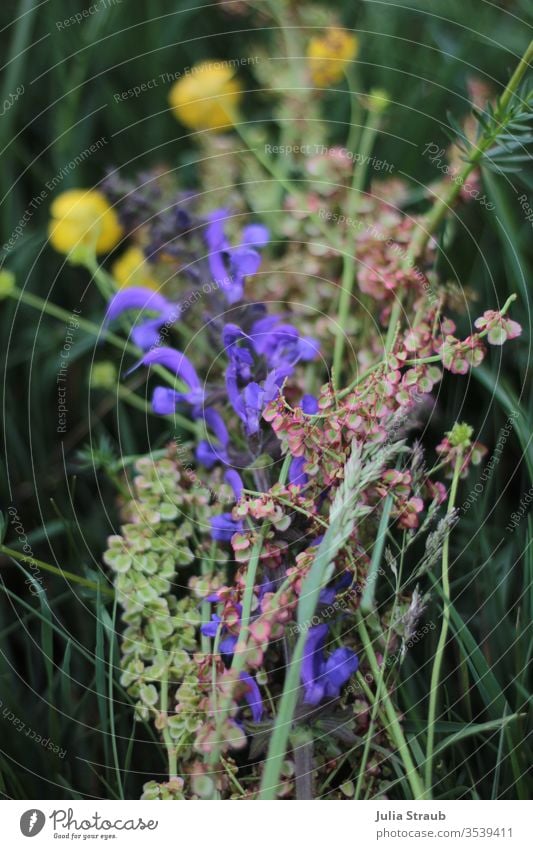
[0,0,531,798]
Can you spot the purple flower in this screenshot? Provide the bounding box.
[239,671,264,722]
[241,224,269,247]
[301,624,359,706]
[135,347,205,414]
[196,408,230,468]
[192,462,242,543]
[225,469,244,502]
[210,512,243,543]
[201,605,239,658]
[250,317,320,381]
[105,286,179,350]
[201,613,222,638]
[226,364,282,436]
[204,210,267,305]
[289,456,308,488]
[301,394,319,414]
[319,571,352,605]
[223,324,254,379]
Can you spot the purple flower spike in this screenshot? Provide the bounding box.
[105,287,179,351]
[196,440,223,468]
[201,614,222,638]
[196,408,230,468]
[225,469,244,502]
[204,408,229,446]
[152,387,183,415]
[297,336,321,361]
[203,211,266,305]
[223,324,254,376]
[229,245,261,279]
[139,348,205,414]
[241,223,269,248]
[105,287,169,323]
[219,633,238,657]
[242,381,265,435]
[289,456,308,488]
[324,648,359,690]
[204,209,229,252]
[210,513,243,543]
[301,624,358,706]
[301,625,329,706]
[239,671,264,722]
[301,394,319,415]
[141,347,201,391]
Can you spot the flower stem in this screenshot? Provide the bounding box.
[206,453,292,770]
[359,493,392,615]
[0,543,113,595]
[8,285,194,405]
[408,39,533,265]
[9,286,137,356]
[355,610,426,799]
[151,625,177,779]
[333,111,381,386]
[381,43,532,362]
[423,447,463,795]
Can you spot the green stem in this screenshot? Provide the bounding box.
[108,596,124,798]
[85,253,117,300]
[355,542,405,799]
[0,543,113,596]
[151,625,177,779]
[332,111,381,385]
[258,626,308,799]
[408,39,533,265]
[10,286,137,357]
[381,44,532,361]
[206,454,292,771]
[9,284,195,409]
[424,447,463,794]
[359,494,392,615]
[356,610,426,799]
[116,384,197,434]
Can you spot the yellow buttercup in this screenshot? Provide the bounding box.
[112,246,158,290]
[49,189,122,255]
[169,61,243,131]
[307,27,359,87]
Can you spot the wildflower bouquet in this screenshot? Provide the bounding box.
[2,4,531,806]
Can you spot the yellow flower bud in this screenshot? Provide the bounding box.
[0,268,16,299]
[307,27,358,87]
[112,246,158,290]
[168,62,243,132]
[90,361,118,389]
[48,189,122,255]
[367,88,391,114]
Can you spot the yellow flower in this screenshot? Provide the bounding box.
[307,27,358,87]
[90,361,118,389]
[49,189,122,255]
[367,88,390,114]
[0,268,16,299]
[168,61,243,131]
[112,246,158,290]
